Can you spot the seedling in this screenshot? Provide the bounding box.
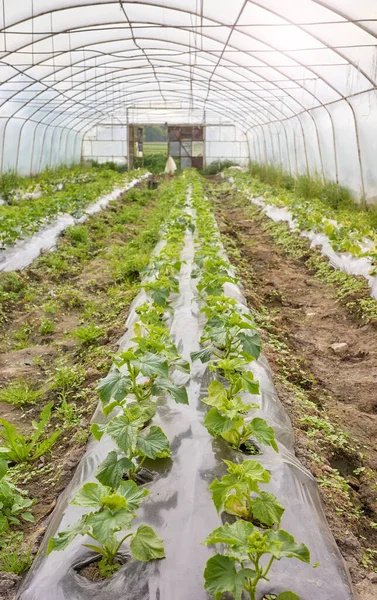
[203,520,309,600]
[48,479,164,577]
[210,459,284,526]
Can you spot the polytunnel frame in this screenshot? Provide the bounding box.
[0,2,375,193]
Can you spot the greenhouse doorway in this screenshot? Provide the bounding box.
[128,124,204,170]
[128,125,168,171]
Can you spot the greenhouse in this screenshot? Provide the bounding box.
[0,2,377,600]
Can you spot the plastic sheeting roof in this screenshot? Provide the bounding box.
[2,1,377,134]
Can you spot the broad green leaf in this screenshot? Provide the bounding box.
[249,418,278,452]
[130,525,165,562]
[190,347,213,363]
[171,357,191,373]
[209,475,238,513]
[266,529,310,563]
[96,451,134,488]
[204,520,254,548]
[88,507,134,546]
[136,426,170,459]
[96,368,131,405]
[72,482,108,507]
[276,593,301,600]
[241,371,260,395]
[202,380,228,409]
[133,352,168,378]
[204,408,233,435]
[149,287,170,307]
[107,416,139,453]
[204,554,255,600]
[226,460,270,486]
[251,491,285,526]
[117,480,148,511]
[152,377,188,404]
[47,516,88,553]
[91,422,107,441]
[238,331,262,360]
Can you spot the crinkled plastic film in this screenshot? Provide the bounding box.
[0,175,148,272]
[249,193,377,301]
[18,196,355,600]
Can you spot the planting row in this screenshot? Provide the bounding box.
[0,179,182,582]
[18,175,195,598]
[0,165,146,248]
[18,171,355,600]
[227,169,377,292]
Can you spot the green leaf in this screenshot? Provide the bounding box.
[133,352,168,378]
[130,525,165,562]
[106,416,139,453]
[238,331,262,360]
[47,516,88,553]
[152,377,188,404]
[209,475,238,513]
[224,460,270,489]
[241,371,260,395]
[149,287,170,307]
[96,368,131,406]
[0,459,8,480]
[249,418,278,452]
[250,491,285,526]
[96,451,134,488]
[91,422,107,441]
[276,593,301,600]
[32,430,61,459]
[190,347,213,363]
[117,480,149,511]
[204,520,254,548]
[266,529,310,563]
[202,380,228,409]
[204,408,233,435]
[204,554,255,600]
[72,482,108,507]
[136,426,170,459]
[88,507,134,546]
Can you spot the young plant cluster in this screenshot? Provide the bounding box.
[48,176,193,577]
[187,171,310,600]
[0,166,146,247]
[228,169,377,275]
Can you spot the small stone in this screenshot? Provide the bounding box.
[329,342,349,356]
[367,573,377,584]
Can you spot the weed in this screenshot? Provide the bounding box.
[0,380,43,407]
[0,545,33,574]
[50,362,85,396]
[39,318,55,335]
[72,323,105,345]
[14,323,31,349]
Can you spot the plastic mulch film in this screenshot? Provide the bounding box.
[247,192,377,301]
[18,200,355,600]
[0,174,148,272]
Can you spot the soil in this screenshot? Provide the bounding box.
[209,179,377,600]
[0,178,165,590]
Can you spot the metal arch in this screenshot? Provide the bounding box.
[0,6,348,121]
[0,1,375,188]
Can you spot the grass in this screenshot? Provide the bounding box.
[143,143,167,154]
[72,323,105,345]
[0,379,43,407]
